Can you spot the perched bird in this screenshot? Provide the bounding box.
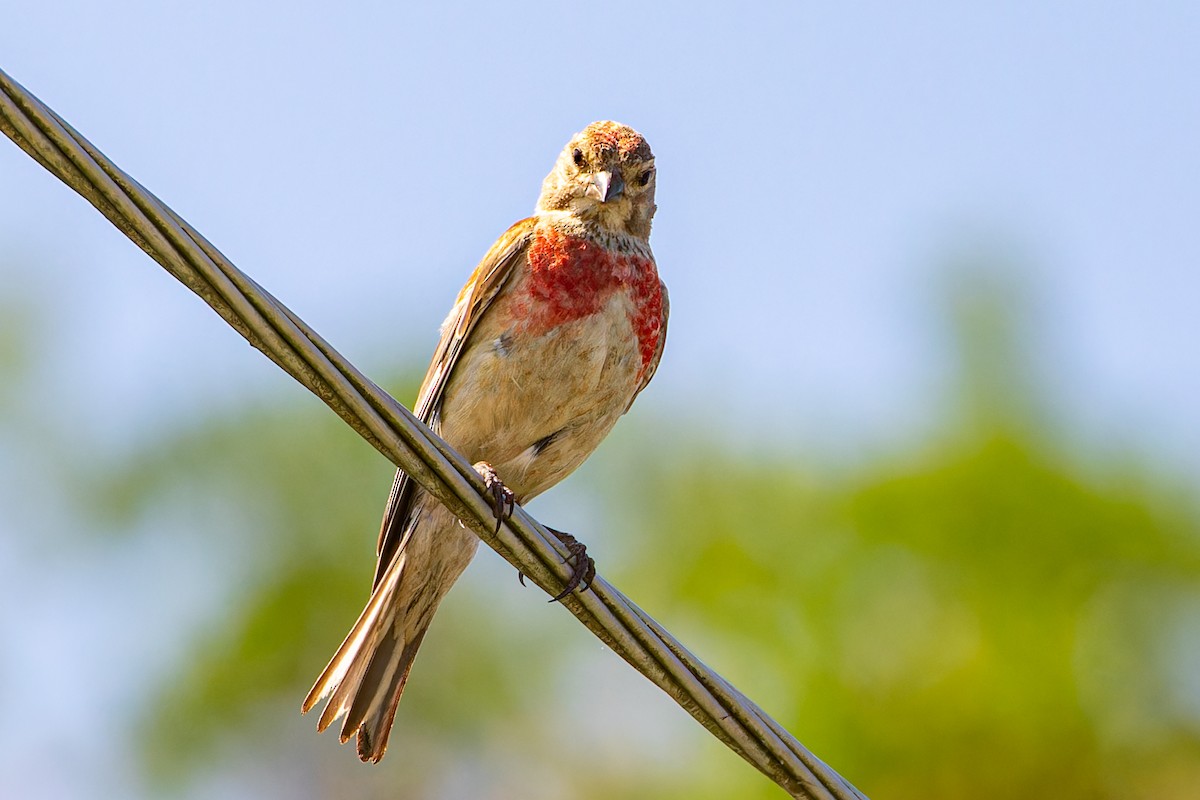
[302,121,668,762]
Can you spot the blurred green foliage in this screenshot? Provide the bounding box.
[616,434,1200,798]
[74,274,1200,799]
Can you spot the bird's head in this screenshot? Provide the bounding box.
[536,121,657,240]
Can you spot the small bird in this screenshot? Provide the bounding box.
[302,121,668,762]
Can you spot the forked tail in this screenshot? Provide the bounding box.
[301,549,433,762]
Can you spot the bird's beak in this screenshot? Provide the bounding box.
[585,170,625,203]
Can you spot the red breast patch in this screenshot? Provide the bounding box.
[523,227,662,379]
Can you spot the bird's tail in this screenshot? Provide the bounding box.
[302,546,437,762]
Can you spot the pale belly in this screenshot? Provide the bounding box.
[435,292,641,501]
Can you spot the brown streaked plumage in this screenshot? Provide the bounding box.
[302,122,667,762]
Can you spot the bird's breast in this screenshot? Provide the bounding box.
[436,226,661,499]
[517,226,662,382]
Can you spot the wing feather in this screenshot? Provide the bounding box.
[372,218,536,586]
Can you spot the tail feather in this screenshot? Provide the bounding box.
[304,502,478,762]
[353,626,429,762]
[342,610,423,737]
[301,549,433,762]
[302,551,405,724]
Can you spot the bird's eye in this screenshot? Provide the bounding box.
[572,148,586,168]
[637,169,654,186]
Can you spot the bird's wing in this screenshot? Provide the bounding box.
[627,278,669,411]
[372,218,537,587]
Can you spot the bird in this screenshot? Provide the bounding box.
[302,121,668,762]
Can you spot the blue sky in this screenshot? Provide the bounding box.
[3,3,1197,461]
[1,3,1198,796]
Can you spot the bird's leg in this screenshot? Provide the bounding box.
[473,461,514,535]
[474,458,593,600]
[545,526,596,603]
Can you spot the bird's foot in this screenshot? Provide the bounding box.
[473,461,514,535]
[546,526,596,603]
[514,528,595,597]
